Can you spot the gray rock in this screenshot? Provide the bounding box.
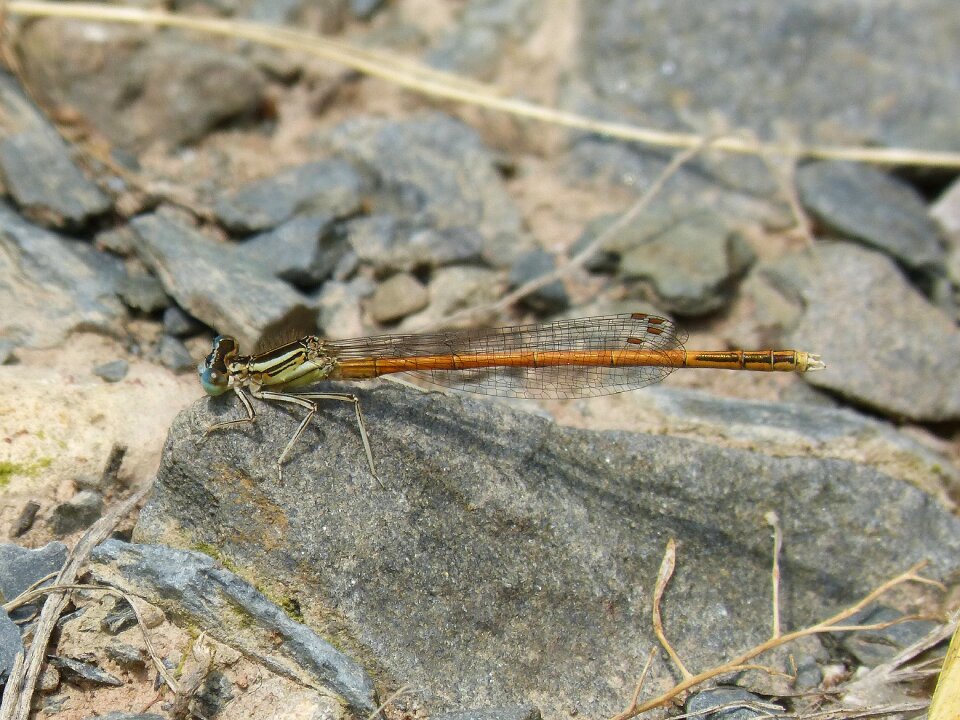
[326,114,522,243]
[434,706,541,720]
[793,655,822,690]
[0,71,111,227]
[87,540,378,716]
[133,383,960,717]
[836,606,938,667]
[117,272,169,314]
[758,242,960,421]
[93,359,129,383]
[796,161,946,273]
[570,214,624,273]
[48,655,123,687]
[192,671,234,720]
[346,214,486,273]
[101,600,138,635]
[369,272,429,324]
[162,306,203,338]
[0,203,125,350]
[507,249,569,313]
[157,335,196,374]
[48,490,104,536]
[237,213,345,289]
[686,687,784,720]
[104,642,146,669]
[313,277,375,340]
[215,161,364,234]
[400,265,502,329]
[131,211,316,351]
[618,209,755,316]
[427,24,503,81]
[0,608,23,684]
[427,0,546,79]
[634,386,959,503]
[575,3,960,161]
[0,338,14,365]
[0,542,67,605]
[87,714,165,720]
[563,141,781,228]
[350,0,385,20]
[17,21,266,150]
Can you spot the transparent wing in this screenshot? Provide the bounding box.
[325,313,687,399]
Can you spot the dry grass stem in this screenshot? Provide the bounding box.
[0,482,152,720]
[766,511,783,639]
[652,539,692,680]
[422,138,715,330]
[611,560,939,720]
[366,683,412,720]
[5,2,960,168]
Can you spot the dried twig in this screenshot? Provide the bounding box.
[5,581,178,694]
[366,683,411,720]
[765,511,783,639]
[611,560,938,720]
[420,137,716,330]
[0,482,152,720]
[652,539,691,680]
[6,2,960,169]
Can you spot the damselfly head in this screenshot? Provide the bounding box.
[199,335,239,396]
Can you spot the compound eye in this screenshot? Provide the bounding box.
[199,366,229,396]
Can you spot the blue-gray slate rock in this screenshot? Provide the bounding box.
[130,211,316,350]
[796,161,946,274]
[48,655,123,687]
[367,216,485,272]
[325,114,522,245]
[236,213,345,289]
[835,605,939,668]
[133,382,960,718]
[344,214,486,274]
[425,0,546,80]
[0,608,23,685]
[0,542,67,605]
[215,160,364,234]
[17,23,266,150]
[433,706,542,720]
[0,203,125,350]
[0,72,111,228]
[48,490,104,536]
[157,335,197,374]
[87,540,378,716]
[574,3,960,156]
[616,209,755,316]
[755,242,960,421]
[94,359,129,383]
[686,687,784,720]
[507,249,569,313]
[632,386,958,504]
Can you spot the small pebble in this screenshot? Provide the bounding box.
[48,490,104,535]
[158,335,197,373]
[48,655,123,687]
[370,273,429,324]
[162,306,203,338]
[508,249,569,314]
[94,360,129,383]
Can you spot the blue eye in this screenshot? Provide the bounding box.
[199,366,229,396]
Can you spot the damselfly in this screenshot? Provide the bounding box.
[199,312,824,483]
